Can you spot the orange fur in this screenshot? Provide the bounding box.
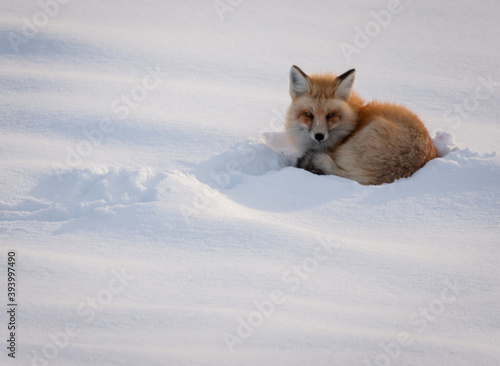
[286,66,437,185]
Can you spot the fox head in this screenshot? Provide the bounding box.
[285,65,361,155]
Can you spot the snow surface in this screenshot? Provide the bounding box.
[1,1,499,365]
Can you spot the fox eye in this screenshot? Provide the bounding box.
[326,112,336,119]
[304,111,313,119]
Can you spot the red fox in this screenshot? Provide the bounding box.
[285,66,437,185]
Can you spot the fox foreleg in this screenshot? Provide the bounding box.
[296,150,340,176]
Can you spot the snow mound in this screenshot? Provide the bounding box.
[188,132,499,213]
[192,129,463,193]
[0,167,166,222]
[193,138,290,189]
[433,131,457,157]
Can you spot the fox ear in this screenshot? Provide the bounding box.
[289,65,310,98]
[334,69,355,100]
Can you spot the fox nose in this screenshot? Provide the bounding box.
[314,133,325,141]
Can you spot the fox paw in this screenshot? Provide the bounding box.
[296,151,332,175]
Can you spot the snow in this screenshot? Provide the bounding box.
[1,0,499,365]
